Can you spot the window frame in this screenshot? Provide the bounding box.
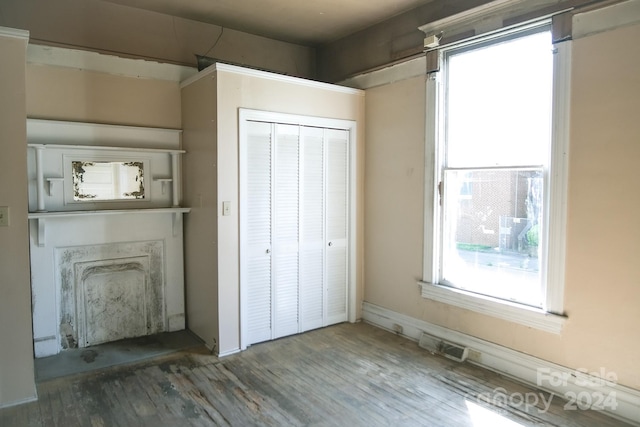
[420,20,570,334]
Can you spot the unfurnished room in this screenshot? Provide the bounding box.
[0,0,638,425]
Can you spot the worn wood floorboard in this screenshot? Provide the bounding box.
[0,322,631,426]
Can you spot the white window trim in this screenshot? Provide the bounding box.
[420,31,571,334]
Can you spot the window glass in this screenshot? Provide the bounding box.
[442,168,543,306]
[446,31,553,168]
[440,28,553,307]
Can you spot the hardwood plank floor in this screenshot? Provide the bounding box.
[1,323,630,426]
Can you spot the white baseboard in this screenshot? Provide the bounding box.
[362,302,640,426]
[217,347,241,358]
[34,336,58,358]
[0,394,38,410]
[168,314,186,332]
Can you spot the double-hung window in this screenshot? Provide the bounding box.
[421,20,570,332]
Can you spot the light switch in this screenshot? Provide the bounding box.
[222,201,231,216]
[0,207,9,226]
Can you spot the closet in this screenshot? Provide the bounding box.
[180,62,362,356]
[240,117,350,347]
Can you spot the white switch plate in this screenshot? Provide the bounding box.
[0,206,9,226]
[222,201,231,216]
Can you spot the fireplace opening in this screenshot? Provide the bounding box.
[57,241,166,352]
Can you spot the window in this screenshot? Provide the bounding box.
[421,21,570,332]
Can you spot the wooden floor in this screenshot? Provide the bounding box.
[1,323,629,426]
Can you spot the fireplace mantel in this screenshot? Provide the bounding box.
[28,207,191,218]
[27,119,188,358]
[28,208,190,246]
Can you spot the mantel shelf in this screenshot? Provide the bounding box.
[153,178,174,195]
[28,208,190,246]
[28,143,185,155]
[28,207,190,219]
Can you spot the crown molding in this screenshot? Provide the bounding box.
[180,62,363,95]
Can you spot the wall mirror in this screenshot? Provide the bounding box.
[72,161,145,201]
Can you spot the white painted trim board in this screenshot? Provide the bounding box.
[0,395,38,410]
[180,62,364,96]
[27,118,181,149]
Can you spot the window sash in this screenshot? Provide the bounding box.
[421,21,570,331]
[439,166,545,308]
[441,25,553,169]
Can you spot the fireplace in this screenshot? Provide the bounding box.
[27,119,188,358]
[57,241,164,349]
[29,213,187,358]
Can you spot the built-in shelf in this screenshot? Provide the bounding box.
[153,178,174,195]
[28,143,185,155]
[26,118,182,149]
[28,207,190,219]
[45,177,65,196]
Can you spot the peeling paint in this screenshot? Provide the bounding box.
[60,322,77,349]
[56,241,166,350]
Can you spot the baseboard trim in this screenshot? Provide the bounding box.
[0,394,38,410]
[362,302,640,426]
[217,348,241,358]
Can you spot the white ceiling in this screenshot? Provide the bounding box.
[102,0,434,45]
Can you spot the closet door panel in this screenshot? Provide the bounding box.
[325,129,349,324]
[272,124,300,338]
[242,115,351,347]
[326,246,347,320]
[244,121,273,345]
[299,127,325,332]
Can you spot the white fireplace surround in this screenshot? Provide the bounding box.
[27,119,188,358]
[30,214,186,358]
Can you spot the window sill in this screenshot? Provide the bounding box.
[418,281,566,334]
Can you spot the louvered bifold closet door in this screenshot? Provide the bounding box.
[244,121,273,345]
[325,129,349,324]
[242,117,349,348]
[272,124,300,339]
[299,126,325,332]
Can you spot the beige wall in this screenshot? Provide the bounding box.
[363,22,640,390]
[564,22,640,389]
[0,0,315,79]
[181,75,220,351]
[0,31,37,407]
[364,75,426,312]
[182,67,365,354]
[27,64,182,128]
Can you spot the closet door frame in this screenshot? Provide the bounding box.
[238,108,357,351]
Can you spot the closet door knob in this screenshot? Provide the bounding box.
[328,242,333,247]
[266,249,271,254]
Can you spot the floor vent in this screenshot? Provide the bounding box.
[418,332,469,362]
